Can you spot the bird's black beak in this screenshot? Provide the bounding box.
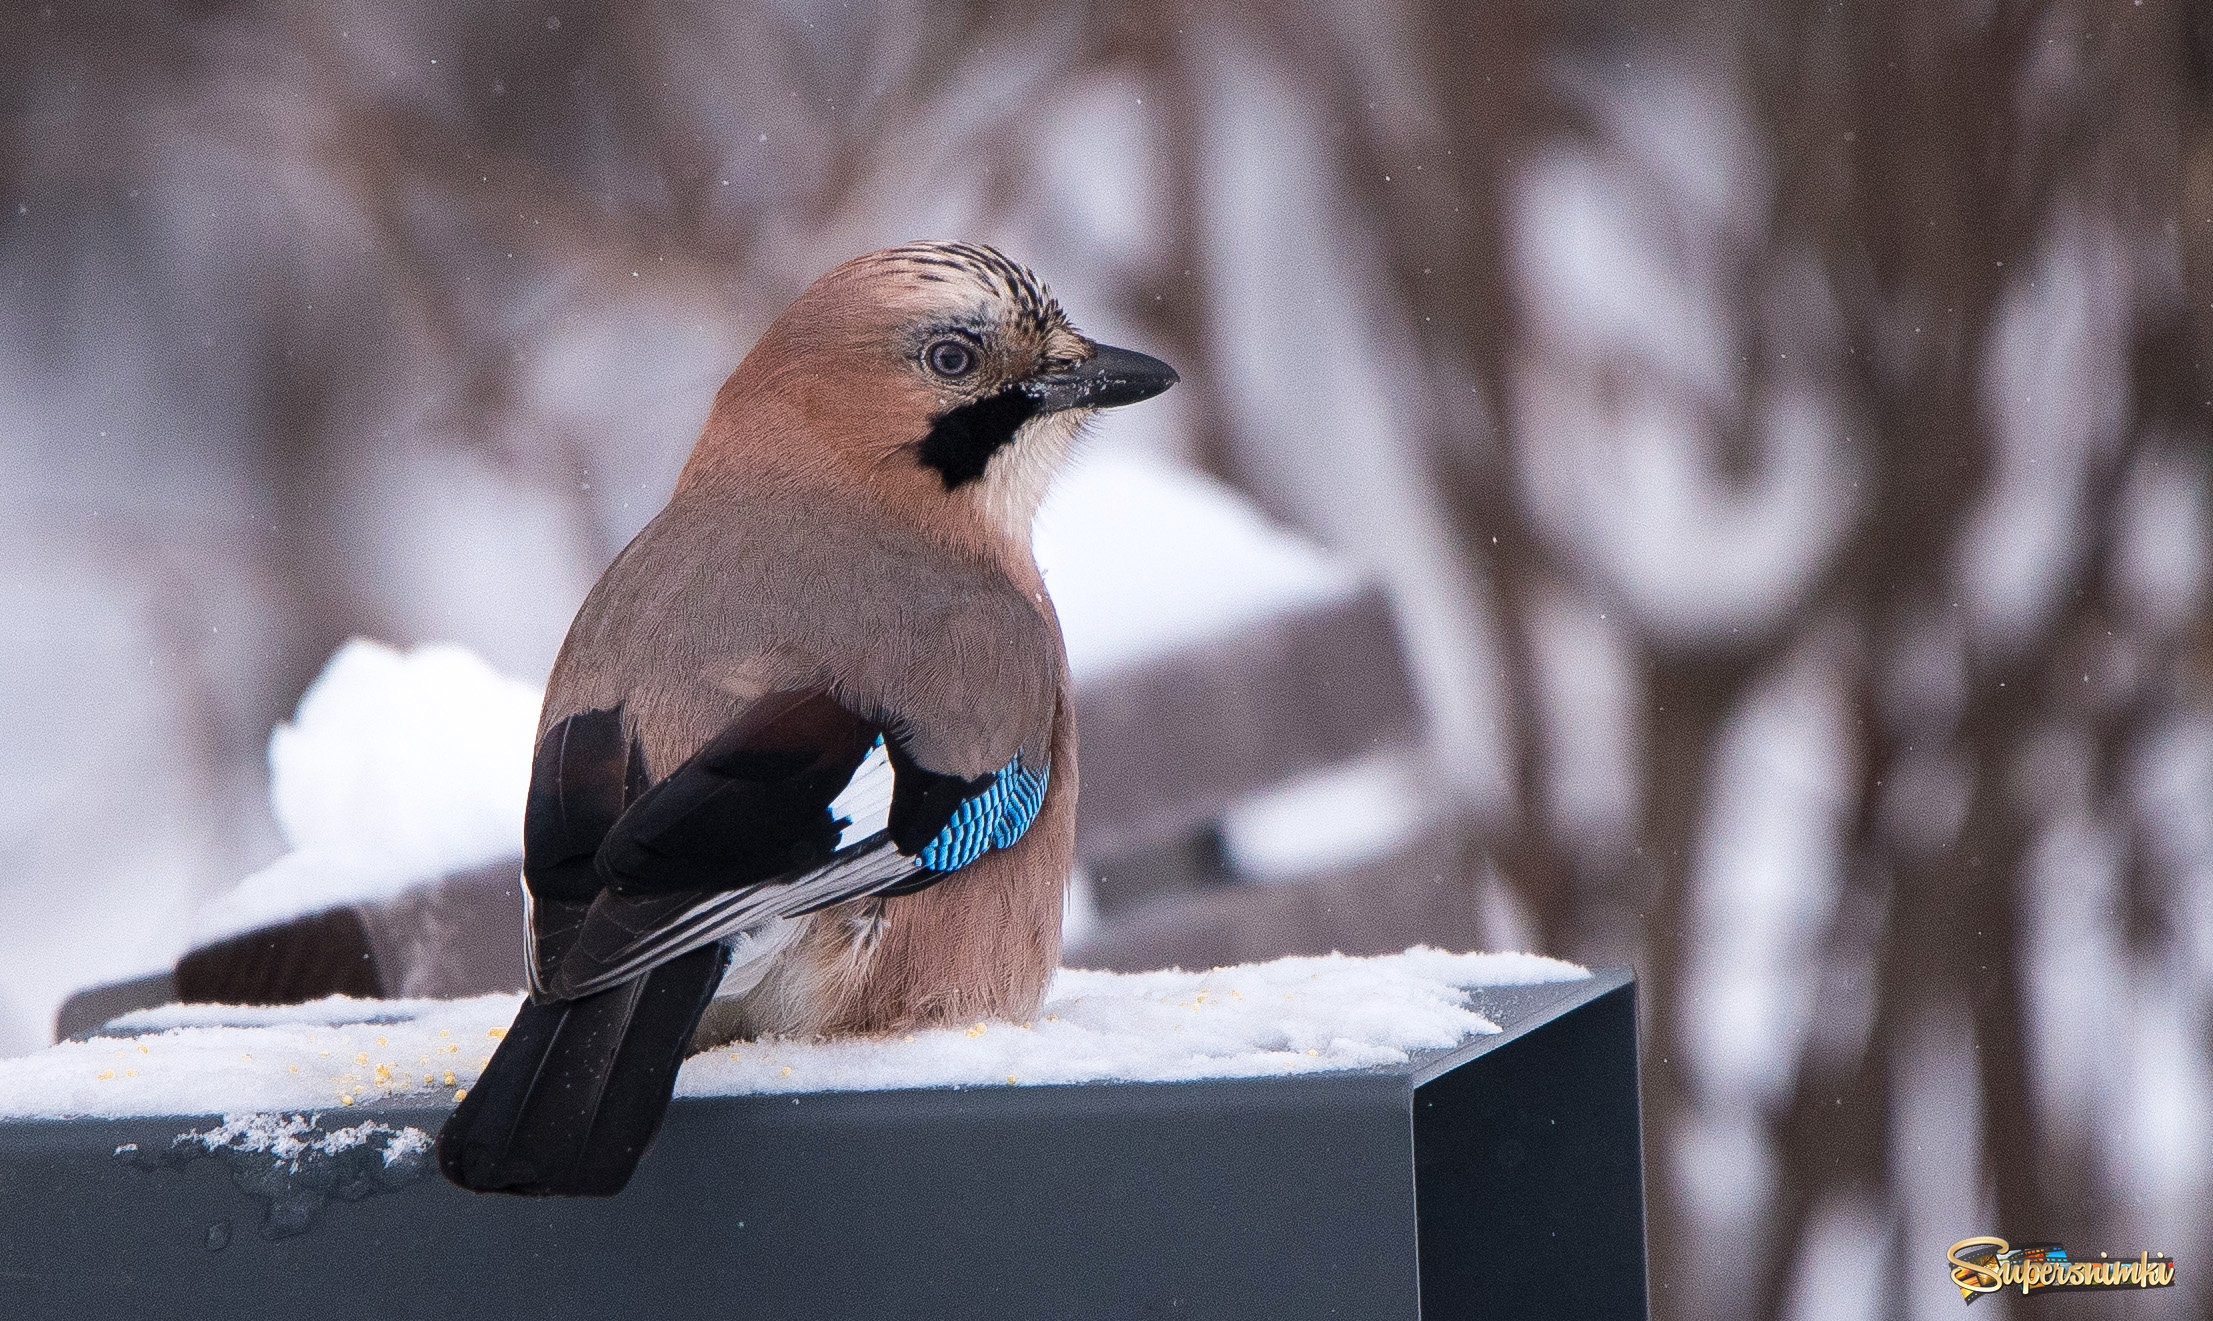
[1026,344,1179,414]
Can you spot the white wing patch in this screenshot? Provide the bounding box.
[827,736,896,849]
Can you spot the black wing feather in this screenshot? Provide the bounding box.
[593,689,881,896]
[522,707,645,904]
[883,734,993,852]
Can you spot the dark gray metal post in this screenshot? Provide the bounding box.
[1,969,1644,1320]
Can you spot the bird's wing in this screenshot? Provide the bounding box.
[523,688,1051,1003]
[594,687,884,896]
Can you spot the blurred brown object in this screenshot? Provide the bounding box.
[177,860,525,1003]
[1069,819,1479,971]
[57,862,525,1039]
[1073,584,1419,860]
[173,909,381,1005]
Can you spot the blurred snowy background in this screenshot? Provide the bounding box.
[4,3,2211,1319]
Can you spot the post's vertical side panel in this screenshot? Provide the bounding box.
[1412,980,1648,1320]
[0,1074,1425,1321]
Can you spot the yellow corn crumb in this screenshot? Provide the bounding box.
[438,1029,450,1038]
[453,1088,468,1102]
[353,1052,369,1065]
[373,1065,392,1084]
[124,1069,137,1077]
[902,1035,915,1043]
[443,1071,455,1086]
[423,1075,434,1085]
[288,1065,299,1073]
[963,1023,987,1038]
[1305,1049,1320,1057]
[779,1066,792,1077]
[137,1044,149,1054]
[1047,1014,1059,1022]
[339,1094,355,1106]
[376,1036,387,1046]
[487,1027,507,1039]
[319,1051,331,1057]
[96,1070,114,1081]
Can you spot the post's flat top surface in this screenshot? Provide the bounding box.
[0,949,1591,1123]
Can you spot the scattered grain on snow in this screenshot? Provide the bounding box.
[680,948,1582,1097]
[0,949,1583,1118]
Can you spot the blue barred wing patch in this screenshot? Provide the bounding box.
[916,758,1050,871]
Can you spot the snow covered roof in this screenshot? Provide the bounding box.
[2,950,1584,1120]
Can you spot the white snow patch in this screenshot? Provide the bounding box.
[681,949,1582,1095]
[105,996,475,1034]
[179,1112,432,1168]
[1,950,1583,1118]
[1035,450,1361,680]
[195,640,541,941]
[2,993,518,1118]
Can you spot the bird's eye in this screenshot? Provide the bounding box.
[925,339,977,379]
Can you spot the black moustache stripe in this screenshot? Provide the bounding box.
[918,388,1040,489]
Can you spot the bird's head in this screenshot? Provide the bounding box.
[693,242,1177,548]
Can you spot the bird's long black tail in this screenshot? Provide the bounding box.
[436,943,730,1196]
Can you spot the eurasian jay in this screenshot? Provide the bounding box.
[436,242,1177,1196]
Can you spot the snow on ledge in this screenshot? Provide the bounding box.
[0,949,1585,1120]
[162,1112,432,1169]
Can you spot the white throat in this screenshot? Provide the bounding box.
[969,407,1088,546]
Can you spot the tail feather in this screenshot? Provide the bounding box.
[437,943,731,1196]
